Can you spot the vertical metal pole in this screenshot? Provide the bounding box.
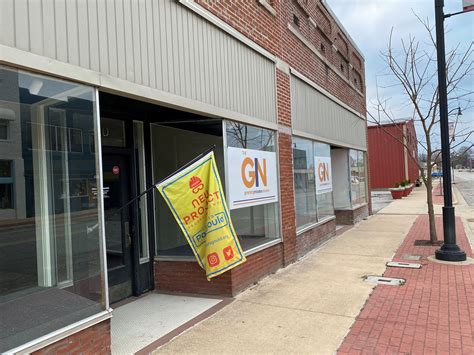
[434,0,466,261]
[94,88,111,309]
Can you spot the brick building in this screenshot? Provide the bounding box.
[368,120,419,189]
[0,0,368,352]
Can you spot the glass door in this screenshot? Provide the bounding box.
[99,116,153,303]
[102,154,133,303]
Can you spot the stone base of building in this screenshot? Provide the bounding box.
[335,204,369,225]
[32,319,111,355]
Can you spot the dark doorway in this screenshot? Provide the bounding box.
[99,113,153,304]
[102,153,134,303]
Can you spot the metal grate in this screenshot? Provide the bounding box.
[363,275,406,286]
[386,261,422,269]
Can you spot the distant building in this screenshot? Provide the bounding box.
[368,120,419,189]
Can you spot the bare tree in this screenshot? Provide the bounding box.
[368,15,473,244]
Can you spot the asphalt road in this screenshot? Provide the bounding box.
[454,170,474,206]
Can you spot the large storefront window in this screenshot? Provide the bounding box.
[152,121,225,257]
[350,149,367,206]
[226,122,280,251]
[314,142,334,219]
[0,67,105,352]
[293,137,335,232]
[293,137,317,229]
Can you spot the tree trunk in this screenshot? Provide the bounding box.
[425,167,438,243]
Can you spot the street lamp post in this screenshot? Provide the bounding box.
[434,0,466,261]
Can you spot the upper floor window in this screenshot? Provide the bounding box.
[0,160,13,209]
[0,120,9,140]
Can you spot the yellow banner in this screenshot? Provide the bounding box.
[156,151,246,279]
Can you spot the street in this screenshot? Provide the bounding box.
[454,170,474,206]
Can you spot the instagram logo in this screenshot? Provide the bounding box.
[207,253,220,267]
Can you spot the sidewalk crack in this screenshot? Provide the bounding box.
[236,299,355,319]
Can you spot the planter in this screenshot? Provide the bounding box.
[402,187,409,197]
[389,188,404,199]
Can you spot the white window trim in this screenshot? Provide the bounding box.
[258,0,277,16]
[244,238,282,257]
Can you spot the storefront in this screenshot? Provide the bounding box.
[0,0,368,352]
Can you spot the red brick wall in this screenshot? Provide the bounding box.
[296,219,336,258]
[155,261,233,296]
[276,69,298,266]
[195,0,366,115]
[155,243,283,297]
[33,320,111,355]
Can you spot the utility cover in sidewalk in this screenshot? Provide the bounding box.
[363,276,405,286]
[401,254,421,260]
[386,261,421,269]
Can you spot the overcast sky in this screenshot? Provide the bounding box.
[326,0,473,151]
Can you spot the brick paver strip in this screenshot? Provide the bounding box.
[433,182,444,205]
[338,215,474,354]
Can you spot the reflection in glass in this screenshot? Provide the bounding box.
[293,137,317,229]
[314,142,334,220]
[226,122,280,249]
[293,137,334,232]
[0,66,105,352]
[0,120,9,140]
[350,149,367,206]
[133,122,149,260]
[101,117,126,147]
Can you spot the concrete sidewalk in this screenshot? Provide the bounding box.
[153,185,474,354]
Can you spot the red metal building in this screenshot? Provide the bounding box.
[368,120,419,189]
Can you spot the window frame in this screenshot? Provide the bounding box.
[349,149,368,208]
[223,120,282,254]
[0,66,109,353]
[292,135,335,235]
[0,119,10,140]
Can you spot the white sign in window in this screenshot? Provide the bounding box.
[227,147,278,209]
[315,156,333,194]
